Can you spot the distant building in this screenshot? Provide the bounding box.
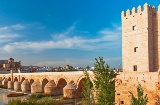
[90,67,95,70]
[0,58,21,70]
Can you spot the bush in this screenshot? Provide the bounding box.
[35,93,45,99]
[29,93,45,100]
[129,84,148,105]
[58,96,64,101]
[0,84,3,88]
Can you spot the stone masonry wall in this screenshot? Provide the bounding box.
[158,5,160,70]
[115,72,159,105]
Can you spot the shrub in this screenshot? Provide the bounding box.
[35,93,45,99]
[29,93,45,100]
[0,84,3,88]
[129,84,148,105]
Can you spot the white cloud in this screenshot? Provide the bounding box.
[2,45,14,53]
[99,26,121,41]
[2,36,87,53]
[0,27,9,32]
[0,34,19,39]
[10,24,25,30]
[0,24,25,43]
[0,34,20,43]
[52,25,75,40]
[0,24,25,32]
[1,24,121,53]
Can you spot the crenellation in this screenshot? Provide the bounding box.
[143,3,149,9]
[131,7,136,15]
[152,7,156,13]
[137,5,142,12]
[126,9,131,16]
[122,3,159,19]
[158,5,160,13]
[121,11,126,17]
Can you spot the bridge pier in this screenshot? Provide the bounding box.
[31,80,42,94]
[8,81,14,89]
[14,81,21,91]
[63,82,77,98]
[44,80,57,95]
[2,78,8,89]
[21,79,30,92]
[0,78,3,85]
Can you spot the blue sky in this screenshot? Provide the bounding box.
[0,0,159,68]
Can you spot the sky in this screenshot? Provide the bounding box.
[0,0,159,68]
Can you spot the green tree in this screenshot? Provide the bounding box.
[82,70,94,105]
[129,84,148,105]
[93,57,117,105]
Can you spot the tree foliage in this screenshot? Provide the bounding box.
[129,84,148,105]
[82,70,94,105]
[93,57,117,105]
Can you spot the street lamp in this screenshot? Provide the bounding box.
[73,84,77,105]
[118,64,121,72]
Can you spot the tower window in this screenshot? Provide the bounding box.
[134,47,138,52]
[133,25,136,30]
[133,65,137,71]
[120,101,124,104]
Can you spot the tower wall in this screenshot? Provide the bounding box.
[117,3,160,105]
[122,3,157,72]
[158,5,160,70]
[115,72,159,105]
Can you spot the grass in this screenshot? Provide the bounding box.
[8,93,82,105]
[8,97,55,105]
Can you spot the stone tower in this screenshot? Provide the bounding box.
[115,4,160,105]
[122,3,160,72]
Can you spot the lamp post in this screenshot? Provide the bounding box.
[73,84,77,105]
[10,70,13,81]
[119,64,121,72]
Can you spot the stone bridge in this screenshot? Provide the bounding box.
[0,71,94,98]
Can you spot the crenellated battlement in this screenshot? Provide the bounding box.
[121,3,158,17]
[158,5,160,13]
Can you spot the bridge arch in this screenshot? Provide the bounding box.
[40,77,50,82]
[76,75,94,97]
[56,78,67,95]
[29,79,35,85]
[56,75,68,85]
[21,77,25,83]
[14,77,18,82]
[41,78,49,92]
[3,75,5,79]
[2,77,5,81]
[8,77,11,81]
[76,75,94,87]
